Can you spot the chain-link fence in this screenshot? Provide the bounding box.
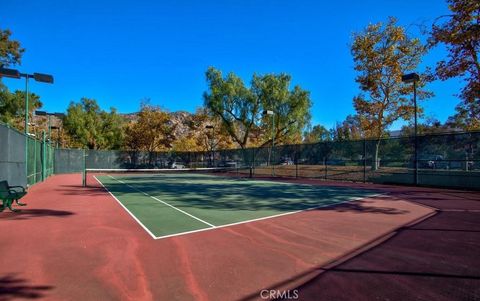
[54,148,84,174]
[53,130,479,190]
[249,131,480,189]
[0,122,55,187]
[0,122,26,187]
[3,122,478,189]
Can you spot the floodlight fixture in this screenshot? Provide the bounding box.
[3,67,55,145]
[401,73,420,83]
[0,67,21,79]
[35,110,47,116]
[33,72,54,84]
[35,111,64,117]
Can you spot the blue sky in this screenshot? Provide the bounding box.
[0,0,463,129]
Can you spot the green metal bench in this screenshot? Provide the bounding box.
[0,180,27,212]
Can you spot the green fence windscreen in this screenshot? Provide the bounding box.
[0,122,26,187]
[54,148,84,174]
[2,119,478,190]
[72,131,480,190]
[0,122,56,187]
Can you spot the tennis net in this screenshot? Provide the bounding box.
[83,167,252,187]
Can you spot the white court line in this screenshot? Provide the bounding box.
[151,192,387,240]
[96,174,387,241]
[108,175,216,228]
[87,167,224,172]
[94,176,158,239]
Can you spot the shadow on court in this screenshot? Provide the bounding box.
[55,185,109,197]
[97,177,410,215]
[0,274,54,300]
[238,203,480,300]
[0,209,74,221]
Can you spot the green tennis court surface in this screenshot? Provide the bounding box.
[96,173,381,239]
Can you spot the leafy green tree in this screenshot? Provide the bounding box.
[0,89,42,129]
[0,28,24,68]
[0,28,32,131]
[204,67,311,150]
[63,98,124,149]
[253,73,311,146]
[400,117,446,136]
[203,67,260,149]
[429,0,479,130]
[303,124,331,143]
[446,101,480,130]
[351,17,432,169]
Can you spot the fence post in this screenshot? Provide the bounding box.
[51,145,54,177]
[363,138,366,183]
[295,144,299,179]
[42,131,46,181]
[32,138,36,185]
[414,134,418,185]
[251,148,255,178]
[82,149,86,187]
[324,157,327,180]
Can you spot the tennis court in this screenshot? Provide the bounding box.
[92,170,382,239]
[4,172,478,300]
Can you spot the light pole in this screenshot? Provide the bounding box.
[50,126,61,148]
[402,72,420,185]
[205,125,215,167]
[0,67,54,185]
[263,110,275,176]
[35,111,65,145]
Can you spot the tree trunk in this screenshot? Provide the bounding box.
[372,139,381,170]
[267,145,272,166]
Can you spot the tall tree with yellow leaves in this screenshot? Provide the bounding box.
[430,0,479,130]
[124,102,175,154]
[351,17,432,169]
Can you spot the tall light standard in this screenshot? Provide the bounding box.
[35,111,64,180]
[263,110,275,176]
[35,111,65,144]
[0,67,54,185]
[402,72,420,185]
[50,126,61,148]
[205,125,215,167]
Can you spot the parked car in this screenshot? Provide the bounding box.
[280,157,294,165]
[218,160,237,168]
[169,161,185,169]
[419,155,448,169]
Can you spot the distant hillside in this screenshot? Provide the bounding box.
[169,111,194,139]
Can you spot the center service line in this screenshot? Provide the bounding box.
[107,175,216,228]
